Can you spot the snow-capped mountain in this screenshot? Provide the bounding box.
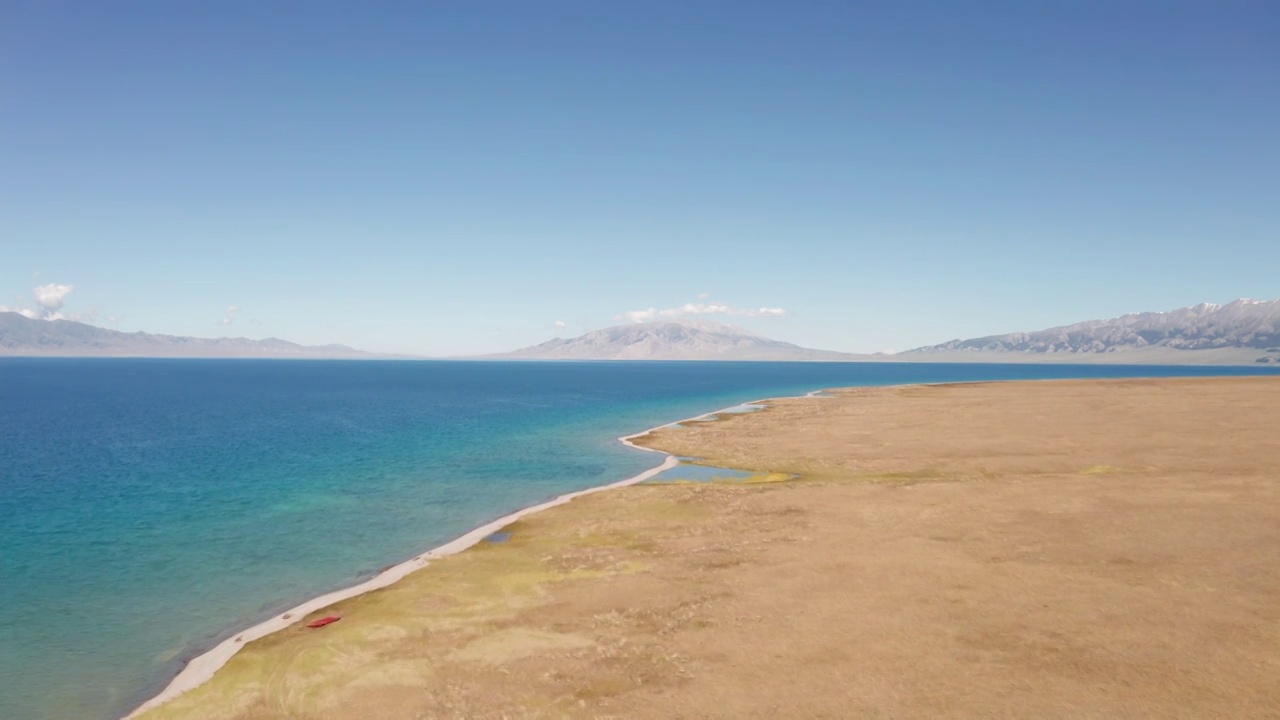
[906,298,1280,363]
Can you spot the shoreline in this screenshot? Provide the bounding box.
[123,390,819,718]
[122,376,1280,719]
[119,375,1251,716]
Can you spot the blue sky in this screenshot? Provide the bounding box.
[3,1,1277,355]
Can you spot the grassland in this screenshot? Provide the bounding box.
[141,377,1280,719]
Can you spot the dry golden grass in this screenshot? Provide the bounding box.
[143,377,1280,719]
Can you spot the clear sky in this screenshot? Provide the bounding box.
[3,1,1277,355]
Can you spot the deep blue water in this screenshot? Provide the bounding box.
[1,359,1277,720]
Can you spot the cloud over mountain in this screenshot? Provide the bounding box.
[617,301,789,324]
[1,283,76,320]
[492,319,858,361]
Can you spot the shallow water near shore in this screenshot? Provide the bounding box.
[1,359,1277,720]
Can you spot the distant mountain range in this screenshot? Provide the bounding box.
[0,312,378,359]
[495,299,1280,365]
[6,298,1279,364]
[903,298,1280,365]
[490,319,864,361]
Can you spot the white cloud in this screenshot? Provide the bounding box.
[0,305,38,319]
[221,305,240,326]
[34,283,74,314]
[617,300,789,323]
[2,283,75,320]
[554,320,567,329]
[620,308,659,323]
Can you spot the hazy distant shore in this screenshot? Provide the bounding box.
[133,376,1280,719]
[7,306,1278,364]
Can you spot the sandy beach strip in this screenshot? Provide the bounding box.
[136,377,1280,719]
[124,395,804,718]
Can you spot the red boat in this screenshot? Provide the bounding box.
[307,615,341,629]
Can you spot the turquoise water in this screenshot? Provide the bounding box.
[1,359,1277,720]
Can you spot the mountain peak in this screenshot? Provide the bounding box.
[905,297,1280,362]
[623,318,761,337]
[491,320,856,361]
